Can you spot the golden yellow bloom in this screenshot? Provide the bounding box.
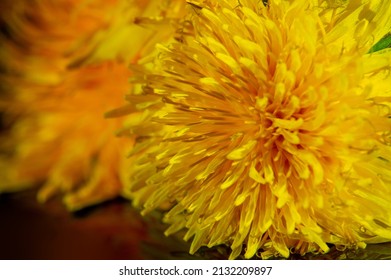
[119,0,391,259]
[0,0,186,211]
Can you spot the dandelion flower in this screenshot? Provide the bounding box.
[0,0,186,211]
[119,0,391,259]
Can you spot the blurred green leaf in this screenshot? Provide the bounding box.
[369,33,391,53]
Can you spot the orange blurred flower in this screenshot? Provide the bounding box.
[0,0,186,211]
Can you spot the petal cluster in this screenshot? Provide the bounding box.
[122,0,391,258]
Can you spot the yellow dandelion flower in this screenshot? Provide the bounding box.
[118,0,391,259]
[0,0,186,211]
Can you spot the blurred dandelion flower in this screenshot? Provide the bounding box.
[118,0,391,259]
[0,0,186,211]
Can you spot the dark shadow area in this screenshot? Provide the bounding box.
[1,190,391,260]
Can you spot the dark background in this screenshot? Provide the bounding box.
[1,190,391,260]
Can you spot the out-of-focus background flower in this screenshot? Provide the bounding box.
[0,0,186,211]
[0,0,190,259]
